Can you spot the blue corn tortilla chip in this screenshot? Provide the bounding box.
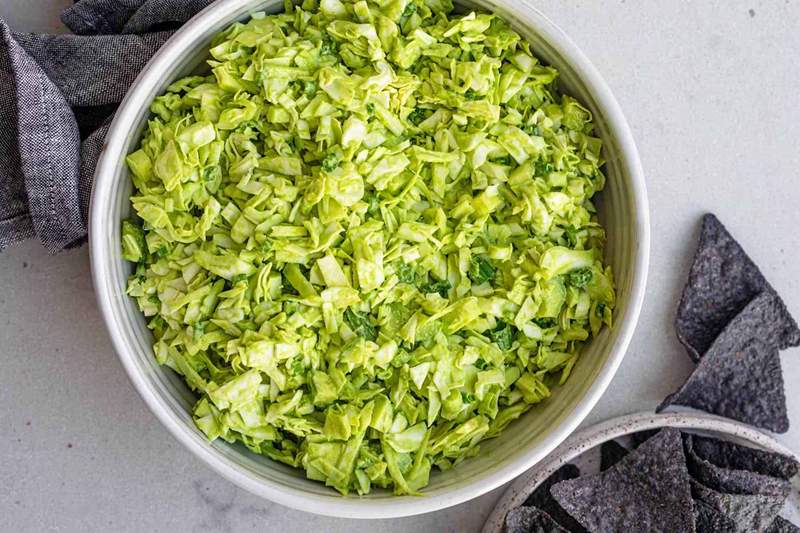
[660,292,793,432]
[683,435,791,498]
[505,506,570,533]
[523,464,586,532]
[658,335,788,432]
[675,214,800,362]
[768,517,800,533]
[550,428,695,533]
[691,479,786,533]
[694,499,737,533]
[690,434,798,480]
[675,214,766,361]
[600,440,629,471]
[696,290,800,362]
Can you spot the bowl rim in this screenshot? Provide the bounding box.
[88,0,650,519]
[480,411,800,533]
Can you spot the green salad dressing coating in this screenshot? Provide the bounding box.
[122,0,615,495]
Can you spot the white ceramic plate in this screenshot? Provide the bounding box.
[482,411,800,533]
[89,0,649,518]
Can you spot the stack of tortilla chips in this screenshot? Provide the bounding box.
[659,214,800,432]
[505,428,799,532]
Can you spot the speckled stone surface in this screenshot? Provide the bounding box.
[2,1,800,532]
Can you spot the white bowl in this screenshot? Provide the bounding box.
[481,411,800,533]
[89,0,649,519]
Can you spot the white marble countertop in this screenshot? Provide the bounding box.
[2,1,799,531]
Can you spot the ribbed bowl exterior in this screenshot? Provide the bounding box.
[89,0,650,518]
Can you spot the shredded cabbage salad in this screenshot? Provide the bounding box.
[121,0,615,496]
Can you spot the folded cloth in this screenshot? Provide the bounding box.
[0,0,214,252]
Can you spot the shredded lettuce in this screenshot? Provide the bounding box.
[122,0,615,496]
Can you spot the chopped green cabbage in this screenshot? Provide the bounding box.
[122,0,615,496]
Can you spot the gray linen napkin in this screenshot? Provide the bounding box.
[0,0,214,252]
